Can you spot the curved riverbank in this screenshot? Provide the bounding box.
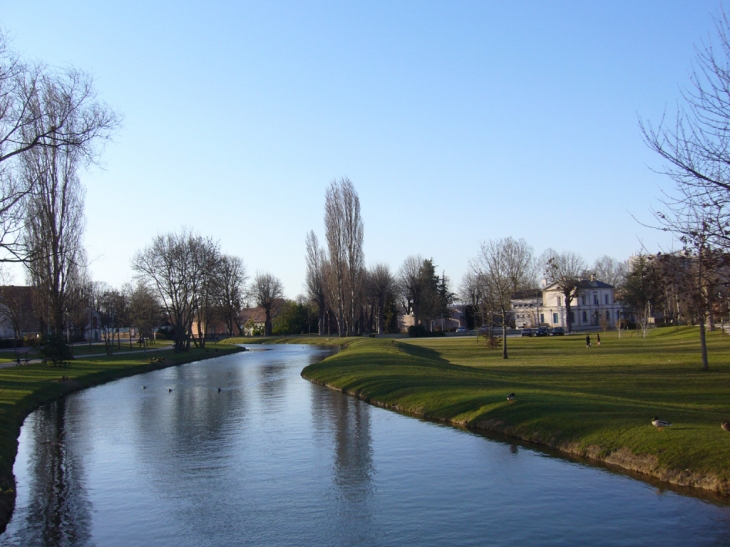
[300,330,730,497]
[0,343,245,533]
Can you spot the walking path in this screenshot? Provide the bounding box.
[0,345,174,369]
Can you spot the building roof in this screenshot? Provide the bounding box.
[544,279,613,292]
[511,289,542,300]
[237,307,267,323]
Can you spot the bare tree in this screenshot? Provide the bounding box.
[128,281,161,352]
[324,178,364,336]
[249,272,283,336]
[640,10,729,210]
[22,139,86,337]
[89,282,127,355]
[304,230,327,336]
[399,254,424,327]
[366,263,395,335]
[654,208,728,369]
[592,255,627,288]
[217,254,247,337]
[541,249,586,334]
[191,242,222,348]
[623,255,664,340]
[471,238,534,359]
[132,230,217,353]
[459,270,484,330]
[0,33,119,263]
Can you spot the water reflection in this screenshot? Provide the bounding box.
[11,398,92,547]
[310,381,375,544]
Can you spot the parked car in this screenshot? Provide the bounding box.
[455,327,467,333]
[535,326,549,337]
[552,327,565,336]
[521,328,534,337]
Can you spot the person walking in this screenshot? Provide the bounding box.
[596,333,601,346]
[586,334,591,348]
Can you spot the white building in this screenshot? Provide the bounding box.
[511,289,542,328]
[541,278,621,330]
[511,278,622,330]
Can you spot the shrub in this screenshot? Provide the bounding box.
[39,333,73,365]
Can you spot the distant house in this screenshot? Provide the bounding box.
[237,307,267,336]
[510,277,623,331]
[541,277,622,330]
[511,289,542,328]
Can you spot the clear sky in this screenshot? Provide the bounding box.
[0,1,723,298]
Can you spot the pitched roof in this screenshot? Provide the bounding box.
[237,307,267,323]
[511,288,543,300]
[544,279,614,291]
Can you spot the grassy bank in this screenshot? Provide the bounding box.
[0,342,244,532]
[301,327,730,495]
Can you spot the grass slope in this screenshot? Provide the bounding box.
[301,327,730,494]
[0,343,244,532]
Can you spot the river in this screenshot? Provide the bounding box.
[1,344,729,546]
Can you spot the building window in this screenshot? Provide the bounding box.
[604,294,609,305]
[581,295,586,305]
[593,294,598,305]
[582,311,587,322]
[541,313,545,323]
[570,311,575,323]
[606,310,611,321]
[553,313,558,324]
[557,297,561,307]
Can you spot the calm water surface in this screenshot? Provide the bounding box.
[1,344,730,546]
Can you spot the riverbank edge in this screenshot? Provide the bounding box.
[0,344,246,534]
[303,374,729,496]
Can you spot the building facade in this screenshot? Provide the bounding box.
[511,278,622,330]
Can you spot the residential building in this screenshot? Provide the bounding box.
[511,289,543,328]
[540,277,622,330]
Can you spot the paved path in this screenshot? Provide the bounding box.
[0,345,174,369]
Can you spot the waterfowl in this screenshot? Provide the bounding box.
[507,393,516,402]
[721,422,730,432]
[168,388,173,393]
[652,416,671,430]
[217,387,221,393]
[143,386,146,389]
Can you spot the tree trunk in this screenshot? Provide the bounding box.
[564,295,573,334]
[502,314,508,359]
[699,316,710,370]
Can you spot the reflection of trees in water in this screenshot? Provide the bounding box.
[14,398,92,547]
[310,383,374,496]
[134,364,249,465]
[309,382,376,544]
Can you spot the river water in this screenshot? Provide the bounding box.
[1,344,729,546]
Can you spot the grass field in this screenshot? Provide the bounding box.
[299,327,730,494]
[0,341,244,532]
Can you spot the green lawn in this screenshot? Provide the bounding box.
[301,327,730,495]
[0,341,244,531]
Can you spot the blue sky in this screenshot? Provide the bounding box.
[1,1,723,298]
